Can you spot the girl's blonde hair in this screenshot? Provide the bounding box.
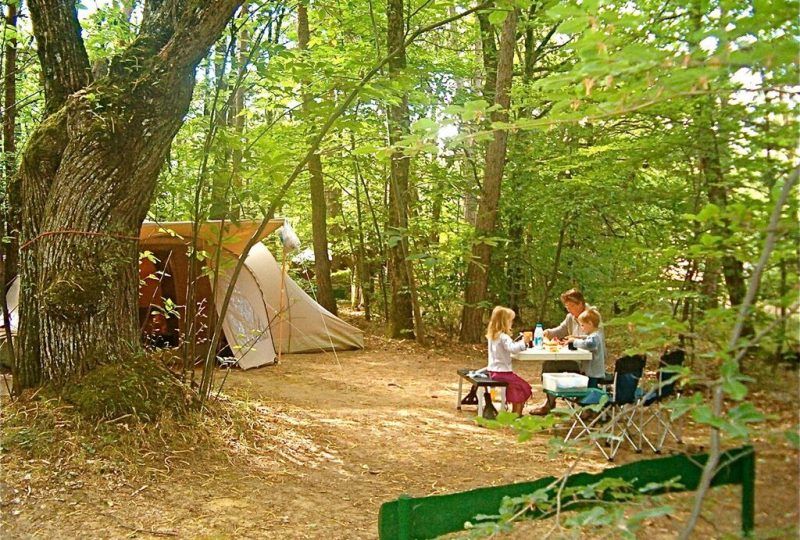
[486,306,515,341]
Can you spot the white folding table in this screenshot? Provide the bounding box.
[512,347,592,362]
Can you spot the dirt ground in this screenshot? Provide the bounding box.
[1,330,798,539]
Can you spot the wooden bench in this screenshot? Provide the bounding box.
[456,368,508,417]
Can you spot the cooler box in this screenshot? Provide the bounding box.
[543,373,589,392]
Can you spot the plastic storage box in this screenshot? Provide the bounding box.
[542,372,589,392]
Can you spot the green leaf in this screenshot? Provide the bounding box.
[696,203,721,222]
[629,505,675,523]
[722,379,748,400]
[559,17,590,35]
[411,118,438,134]
[488,10,509,26]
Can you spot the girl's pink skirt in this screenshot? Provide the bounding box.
[488,371,532,404]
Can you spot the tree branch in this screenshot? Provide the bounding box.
[155,1,245,73]
[679,166,800,538]
[27,0,91,115]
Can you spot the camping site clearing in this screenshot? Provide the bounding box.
[1,330,798,539]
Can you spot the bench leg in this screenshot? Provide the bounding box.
[456,377,464,410]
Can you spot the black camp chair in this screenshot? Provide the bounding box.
[551,355,646,461]
[630,349,686,453]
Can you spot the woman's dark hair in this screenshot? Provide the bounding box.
[560,288,585,305]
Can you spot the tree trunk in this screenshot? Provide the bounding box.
[209,35,233,219]
[537,212,571,322]
[2,0,18,288]
[386,0,415,339]
[228,7,248,222]
[298,0,337,315]
[689,0,750,335]
[15,0,242,391]
[460,9,518,342]
[351,133,371,320]
[476,5,497,104]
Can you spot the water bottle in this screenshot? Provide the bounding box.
[533,323,544,349]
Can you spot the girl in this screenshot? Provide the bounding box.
[486,306,532,416]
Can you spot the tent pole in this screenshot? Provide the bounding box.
[277,246,288,364]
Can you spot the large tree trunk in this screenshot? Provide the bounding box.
[386,0,415,339]
[15,0,242,391]
[460,9,518,342]
[298,0,337,315]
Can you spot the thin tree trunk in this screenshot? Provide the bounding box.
[359,160,389,321]
[351,133,371,320]
[2,0,18,288]
[689,0,750,334]
[537,212,570,322]
[476,4,497,104]
[229,7,249,221]
[209,36,232,219]
[460,9,518,342]
[386,0,415,339]
[298,0,337,315]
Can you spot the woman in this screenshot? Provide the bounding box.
[531,288,597,415]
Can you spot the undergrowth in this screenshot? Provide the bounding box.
[60,353,195,422]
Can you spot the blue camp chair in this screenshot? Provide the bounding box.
[630,349,686,453]
[549,355,646,461]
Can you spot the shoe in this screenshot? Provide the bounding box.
[530,405,552,416]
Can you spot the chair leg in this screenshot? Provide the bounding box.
[609,405,639,460]
[636,408,659,453]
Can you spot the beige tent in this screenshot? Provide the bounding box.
[3,220,364,369]
[219,242,363,369]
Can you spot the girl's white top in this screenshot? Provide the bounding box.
[487,333,528,372]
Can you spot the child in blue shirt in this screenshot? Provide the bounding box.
[566,308,606,388]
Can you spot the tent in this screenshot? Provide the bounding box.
[3,220,364,370]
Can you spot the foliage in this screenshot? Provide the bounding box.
[462,475,677,539]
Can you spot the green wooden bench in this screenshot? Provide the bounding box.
[379,445,755,539]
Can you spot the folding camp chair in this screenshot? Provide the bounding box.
[547,355,646,461]
[630,349,685,453]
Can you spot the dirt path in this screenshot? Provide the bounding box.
[2,334,798,538]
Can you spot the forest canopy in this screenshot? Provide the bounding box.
[0,0,797,380]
